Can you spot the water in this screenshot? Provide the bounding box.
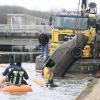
[0,63,89,100]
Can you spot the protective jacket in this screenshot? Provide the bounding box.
[3,64,16,76]
[43,67,53,80]
[8,66,29,86]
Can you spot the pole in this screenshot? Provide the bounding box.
[12,40,13,54]
[11,16,13,32]
[12,39,15,62]
[78,0,81,12]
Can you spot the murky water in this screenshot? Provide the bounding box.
[0,63,90,100]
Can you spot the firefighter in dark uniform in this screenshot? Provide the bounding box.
[2,59,16,82]
[8,61,29,86]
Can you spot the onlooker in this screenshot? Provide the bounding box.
[38,32,49,58]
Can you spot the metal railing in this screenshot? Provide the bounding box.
[0,24,51,33]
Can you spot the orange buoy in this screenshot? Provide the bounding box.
[2,85,32,93]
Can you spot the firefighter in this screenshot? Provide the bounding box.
[42,58,57,87]
[2,59,16,82]
[8,61,29,86]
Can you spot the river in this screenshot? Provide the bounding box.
[0,63,91,100]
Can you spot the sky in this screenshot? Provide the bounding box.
[0,0,99,13]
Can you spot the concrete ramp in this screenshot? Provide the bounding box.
[45,33,88,77]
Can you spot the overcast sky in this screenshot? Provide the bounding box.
[0,0,99,13]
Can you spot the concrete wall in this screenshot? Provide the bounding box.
[0,37,39,49]
[0,53,40,63]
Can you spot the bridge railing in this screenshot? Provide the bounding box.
[0,24,52,33]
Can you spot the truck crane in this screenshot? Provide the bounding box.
[48,0,97,58]
[35,0,100,77]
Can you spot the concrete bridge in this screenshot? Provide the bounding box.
[0,24,52,62]
[0,24,51,34]
[0,24,51,51]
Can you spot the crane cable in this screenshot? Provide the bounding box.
[77,0,83,73]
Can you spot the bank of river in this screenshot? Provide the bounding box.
[76,78,99,100]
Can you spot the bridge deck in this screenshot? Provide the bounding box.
[0,51,41,55]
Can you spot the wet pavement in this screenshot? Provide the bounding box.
[0,63,90,100]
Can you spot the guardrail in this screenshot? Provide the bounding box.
[0,51,41,54]
[0,51,41,63]
[0,24,52,33]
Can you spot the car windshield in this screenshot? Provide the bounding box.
[53,16,88,30]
